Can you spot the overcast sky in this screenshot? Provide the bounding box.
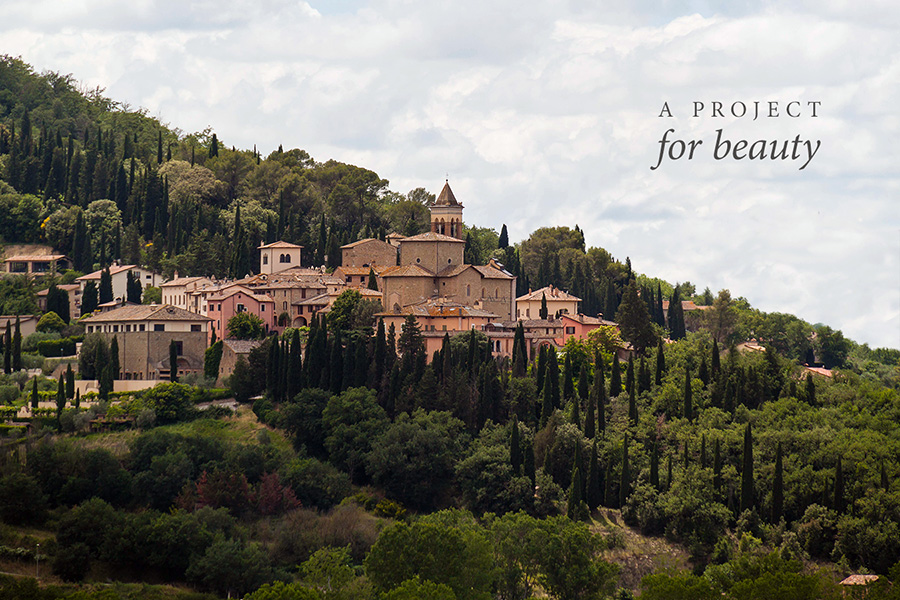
[2,0,898,349]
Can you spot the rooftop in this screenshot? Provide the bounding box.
[400,231,466,244]
[434,181,461,206]
[81,304,211,323]
[516,285,581,303]
[258,241,304,249]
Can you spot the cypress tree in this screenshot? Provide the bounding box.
[666,453,673,491]
[567,465,583,520]
[713,438,722,491]
[56,376,65,429]
[711,339,720,375]
[578,363,589,401]
[805,373,816,405]
[30,376,38,409]
[157,131,163,164]
[619,436,630,508]
[510,416,522,475]
[66,363,75,399]
[74,389,80,410]
[571,398,581,428]
[536,345,547,393]
[610,353,622,397]
[584,385,595,439]
[109,336,120,380]
[540,293,548,320]
[498,224,509,248]
[595,365,607,434]
[169,340,179,382]
[540,371,554,425]
[562,354,574,400]
[655,338,665,386]
[684,365,693,421]
[547,347,560,408]
[373,318,386,389]
[287,329,303,400]
[523,436,536,488]
[650,441,660,490]
[267,336,280,396]
[3,322,10,374]
[354,339,367,388]
[628,385,637,425]
[13,317,22,372]
[638,356,651,393]
[834,457,845,514]
[587,439,600,510]
[699,353,709,386]
[330,337,343,394]
[99,363,113,400]
[208,133,219,158]
[741,423,754,512]
[626,355,635,397]
[773,442,784,523]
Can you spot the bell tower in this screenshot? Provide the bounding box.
[430,180,464,239]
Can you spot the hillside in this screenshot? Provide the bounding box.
[0,56,899,600]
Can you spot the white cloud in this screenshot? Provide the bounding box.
[0,0,897,347]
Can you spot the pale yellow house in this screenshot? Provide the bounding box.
[516,285,580,320]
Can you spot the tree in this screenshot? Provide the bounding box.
[204,340,223,381]
[208,133,219,158]
[169,340,179,382]
[65,363,74,399]
[126,270,142,303]
[498,224,509,248]
[81,281,98,315]
[615,280,657,353]
[587,440,601,510]
[329,289,362,332]
[510,416,522,475]
[56,376,66,429]
[13,316,22,371]
[45,284,70,323]
[540,294,548,320]
[364,514,494,600]
[186,538,273,598]
[668,288,686,340]
[741,423,754,512]
[834,457,845,514]
[227,312,265,339]
[619,435,630,508]
[99,267,113,304]
[683,366,693,421]
[30,375,38,408]
[610,353,622,397]
[805,372,816,405]
[323,387,389,482]
[37,311,66,333]
[368,267,378,291]
[567,465,585,520]
[772,442,783,523]
[3,321,10,374]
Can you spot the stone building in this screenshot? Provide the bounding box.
[81,304,211,380]
[377,181,517,321]
[258,241,303,275]
[516,285,580,320]
[340,238,397,268]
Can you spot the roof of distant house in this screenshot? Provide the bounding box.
[76,264,146,281]
[222,339,264,354]
[661,300,712,311]
[160,276,211,288]
[561,313,617,327]
[81,304,211,322]
[516,285,581,303]
[400,231,466,244]
[258,241,304,249]
[840,575,879,586]
[378,298,496,319]
[4,254,68,262]
[207,286,274,303]
[379,264,436,278]
[340,238,395,249]
[37,284,80,296]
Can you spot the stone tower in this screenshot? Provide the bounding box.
[430,180,464,239]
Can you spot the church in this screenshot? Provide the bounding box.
[348,181,517,321]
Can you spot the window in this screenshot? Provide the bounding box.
[146,275,151,280]
[263,254,268,265]
[283,301,287,311]
[173,341,183,356]
[565,326,575,334]
[466,284,471,297]
[261,304,266,312]
[139,324,146,332]
[191,324,201,332]
[154,324,165,332]
[237,304,246,313]
[526,309,530,317]
[113,325,119,332]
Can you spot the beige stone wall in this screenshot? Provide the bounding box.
[382,275,436,311]
[399,240,463,274]
[95,330,208,380]
[342,240,397,268]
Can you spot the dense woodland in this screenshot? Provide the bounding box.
[0,55,899,600]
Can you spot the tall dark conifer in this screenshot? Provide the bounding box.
[510,416,522,475]
[741,423,754,512]
[650,442,660,490]
[683,365,693,421]
[587,439,601,510]
[610,353,622,397]
[619,436,630,508]
[834,457,845,514]
[773,442,784,523]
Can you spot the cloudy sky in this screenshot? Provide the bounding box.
[2,0,898,348]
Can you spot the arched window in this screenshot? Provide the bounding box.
[466,284,471,297]
[285,254,292,263]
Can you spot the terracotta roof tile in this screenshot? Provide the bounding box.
[82,304,211,322]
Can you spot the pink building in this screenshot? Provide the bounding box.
[556,313,619,346]
[206,285,276,341]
